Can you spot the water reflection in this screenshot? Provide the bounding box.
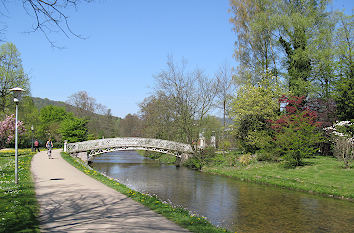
[91,151,354,232]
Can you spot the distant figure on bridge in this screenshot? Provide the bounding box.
[46,139,53,159]
[34,139,40,152]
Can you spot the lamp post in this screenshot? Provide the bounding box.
[9,87,24,184]
[31,125,34,152]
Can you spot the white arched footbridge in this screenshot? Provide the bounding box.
[64,137,194,165]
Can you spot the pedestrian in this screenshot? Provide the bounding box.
[34,139,40,152]
[46,139,53,159]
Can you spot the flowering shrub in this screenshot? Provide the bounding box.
[269,96,323,167]
[0,115,26,149]
[238,153,256,166]
[325,121,354,168]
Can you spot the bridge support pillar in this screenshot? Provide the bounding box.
[175,153,191,167]
[76,152,89,164]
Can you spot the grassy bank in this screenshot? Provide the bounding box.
[203,156,354,200]
[137,150,177,164]
[0,149,40,233]
[61,152,229,233]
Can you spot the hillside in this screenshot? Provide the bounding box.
[32,97,121,138]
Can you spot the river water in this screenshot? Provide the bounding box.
[91,151,354,233]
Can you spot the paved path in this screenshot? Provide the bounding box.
[31,149,189,232]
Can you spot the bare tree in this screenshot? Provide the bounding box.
[215,63,235,129]
[153,56,219,144]
[1,0,93,46]
[66,90,97,117]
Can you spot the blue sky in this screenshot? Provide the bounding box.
[3,0,353,118]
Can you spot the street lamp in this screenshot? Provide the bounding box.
[31,125,34,152]
[9,87,24,184]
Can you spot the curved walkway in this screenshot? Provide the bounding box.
[31,149,189,232]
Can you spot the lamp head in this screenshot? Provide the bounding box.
[9,87,24,103]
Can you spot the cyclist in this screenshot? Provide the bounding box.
[46,139,53,159]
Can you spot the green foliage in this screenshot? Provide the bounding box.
[184,147,216,170]
[234,114,270,153]
[270,96,323,167]
[37,105,73,142]
[59,117,88,143]
[335,74,354,121]
[0,42,30,112]
[238,153,256,166]
[231,72,284,153]
[334,13,353,121]
[0,151,40,232]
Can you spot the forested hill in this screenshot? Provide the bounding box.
[32,97,71,110]
[32,97,121,138]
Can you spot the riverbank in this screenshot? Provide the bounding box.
[203,156,354,200]
[137,150,176,164]
[61,152,230,233]
[0,149,40,232]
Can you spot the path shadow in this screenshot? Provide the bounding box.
[36,183,188,232]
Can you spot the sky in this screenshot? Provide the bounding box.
[3,0,353,118]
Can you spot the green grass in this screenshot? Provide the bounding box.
[61,152,230,233]
[137,150,177,164]
[0,149,40,233]
[203,156,354,200]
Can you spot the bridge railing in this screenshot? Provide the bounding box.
[65,137,194,154]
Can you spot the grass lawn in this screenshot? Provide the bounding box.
[0,149,40,232]
[203,156,354,200]
[61,152,230,233]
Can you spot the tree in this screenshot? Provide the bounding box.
[38,105,73,142]
[334,13,354,120]
[270,96,323,167]
[230,0,278,83]
[0,42,30,112]
[152,56,219,144]
[215,63,235,130]
[229,0,335,97]
[139,93,177,140]
[0,114,26,148]
[66,90,98,117]
[119,114,142,137]
[230,72,284,152]
[1,1,93,46]
[59,117,88,143]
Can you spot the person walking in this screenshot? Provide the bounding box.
[46,139,53,159]
[34,139,40,152]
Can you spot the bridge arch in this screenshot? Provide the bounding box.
[64,137,194,164]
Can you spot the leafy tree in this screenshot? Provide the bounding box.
[230,0,278,83]
[270,96,323,167]
[334,13,353,120]
[59,117,88,143]
[231,72,284,152]
[230,0,336,97]
[0,42,30,112]
[0,114,26,148]
[38,105,73,142]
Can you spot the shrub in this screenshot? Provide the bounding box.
[238,153,256,166]
[269,96,323,167]
[325,121,354,168]
[184,147,216,170]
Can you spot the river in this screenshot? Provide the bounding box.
[91,151,354,232]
